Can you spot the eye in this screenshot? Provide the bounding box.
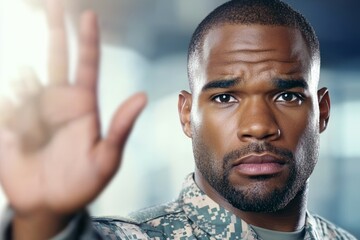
[213,94,237,103]
[275,92,304,104]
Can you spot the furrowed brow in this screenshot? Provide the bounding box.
[202,78,240,92]
[273,79,308,90]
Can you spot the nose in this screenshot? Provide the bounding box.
[237,97,281,142]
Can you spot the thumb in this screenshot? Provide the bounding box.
[106,92,147,148]
[93,92,147,181]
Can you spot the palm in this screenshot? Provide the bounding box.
[0,0,146,217]
[1,85,99,214]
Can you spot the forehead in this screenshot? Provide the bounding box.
[203,24,310,63]
[192,24,313,89]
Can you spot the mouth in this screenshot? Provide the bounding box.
[232,153,287,177]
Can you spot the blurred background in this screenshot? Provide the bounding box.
[0,0,359,237]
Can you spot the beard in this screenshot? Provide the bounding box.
[193,129,319,213]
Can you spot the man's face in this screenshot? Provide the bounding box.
[180,24,329,212]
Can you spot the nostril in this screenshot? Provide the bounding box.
[238,125,281,141]
[262,128,281,140]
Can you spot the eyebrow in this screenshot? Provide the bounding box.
[202,78,240,91]
[201,78,308,92]
[273,78,308,90]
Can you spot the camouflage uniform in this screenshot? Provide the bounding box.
[0,174,356,239]
[90,174,356,240]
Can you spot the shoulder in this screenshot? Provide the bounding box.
[128,200,183,224]
[91,200,187,239]
[92,215,151,239]
[129,200,196,238]
[311,214,357,239]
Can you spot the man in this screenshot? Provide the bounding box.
[0,0,356,239]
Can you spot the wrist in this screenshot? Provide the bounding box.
[13,209,74,240]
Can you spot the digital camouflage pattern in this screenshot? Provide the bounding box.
[0,174,356,239]
[91,174,356,240]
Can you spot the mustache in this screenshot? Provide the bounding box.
[223,142,294,168]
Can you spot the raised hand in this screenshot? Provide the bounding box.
[0,0,146,238]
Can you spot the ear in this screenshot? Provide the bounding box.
[317,87,330,133]
[178,90,192,138]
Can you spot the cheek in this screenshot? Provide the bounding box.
[191,106,239,159]
[277,102,319,152]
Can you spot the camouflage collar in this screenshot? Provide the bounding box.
[178,173,321,239]
[179,174,260,239]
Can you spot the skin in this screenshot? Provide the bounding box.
[178,24,330,231]
[0,0,146,239]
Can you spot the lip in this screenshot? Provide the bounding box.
[232,153,287,176]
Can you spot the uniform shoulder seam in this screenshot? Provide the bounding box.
[92,216,140,225]
[127,201,183,223]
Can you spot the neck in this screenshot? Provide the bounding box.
[194,169,308,232]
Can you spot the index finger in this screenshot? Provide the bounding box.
[45,0,69,86]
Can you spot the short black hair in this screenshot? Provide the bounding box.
[187,0,320,89]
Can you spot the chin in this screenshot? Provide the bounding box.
[220,171,301,213]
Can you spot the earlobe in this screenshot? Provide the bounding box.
[317,87,330,133]
[178,91,192,138]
